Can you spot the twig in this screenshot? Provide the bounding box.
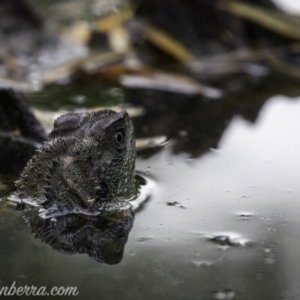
[217,0,300,40]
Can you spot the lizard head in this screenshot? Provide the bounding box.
[14,110,138,214]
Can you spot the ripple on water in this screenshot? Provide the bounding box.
[130,174,155,211]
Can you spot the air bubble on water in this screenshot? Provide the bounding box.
[264,257,275,264]
[263,247,275,264]
[192,260,214,268]
[214,289,235,300]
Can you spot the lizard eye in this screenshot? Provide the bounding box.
[116,132,123,143]
[112,129,126,151]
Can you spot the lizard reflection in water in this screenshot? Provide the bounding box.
[23,206,134,264]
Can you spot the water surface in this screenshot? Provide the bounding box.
[1,93,300,299]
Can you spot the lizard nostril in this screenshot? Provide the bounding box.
[95,182,111,206]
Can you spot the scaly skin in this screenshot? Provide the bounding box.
[11,110,138,215]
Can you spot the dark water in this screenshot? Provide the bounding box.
[1,83,300,299]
